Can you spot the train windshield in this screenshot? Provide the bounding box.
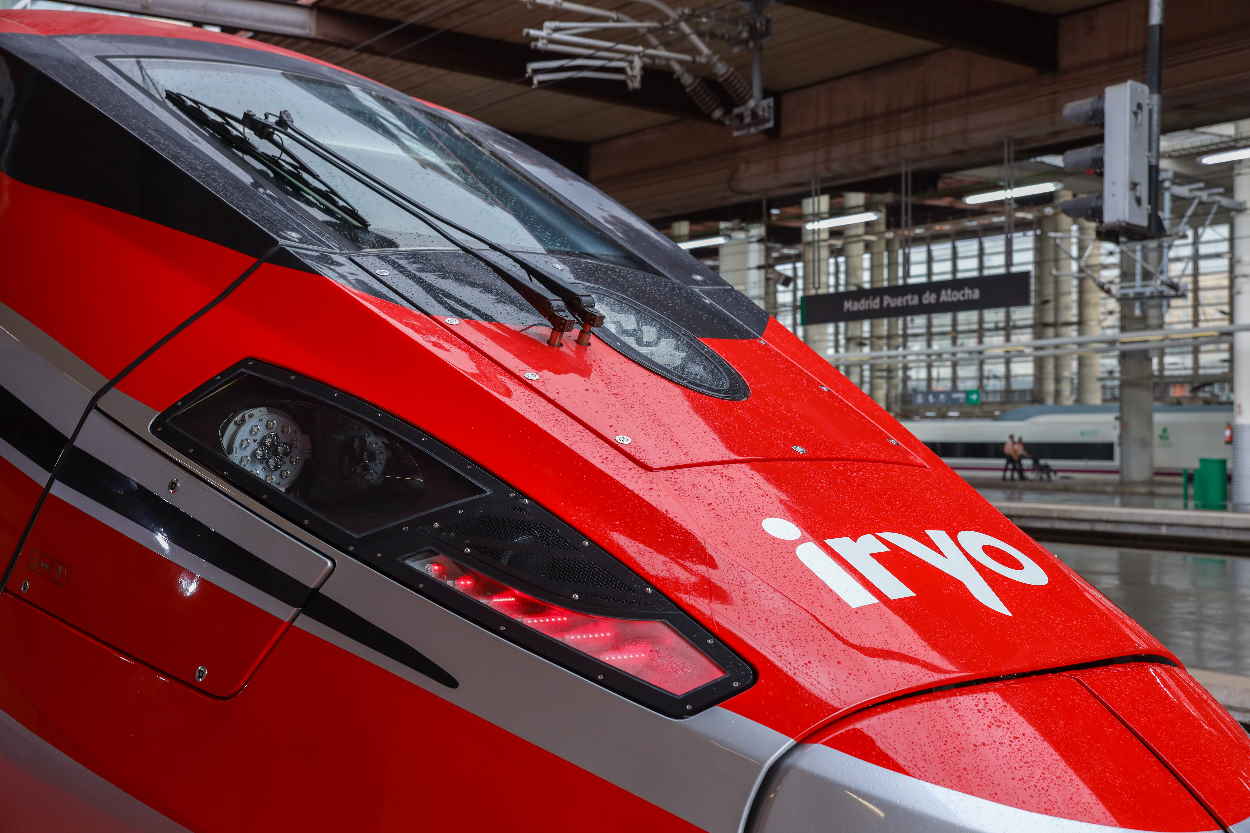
[111,58,638,265]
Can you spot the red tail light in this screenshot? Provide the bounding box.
[410,554,725,696]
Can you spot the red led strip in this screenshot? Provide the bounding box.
[410,553,725,696]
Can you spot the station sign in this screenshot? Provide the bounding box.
[801,271,1031,325]
[911,390,982,406]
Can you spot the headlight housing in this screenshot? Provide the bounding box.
[592,288,749,401]
[153,360,753,716]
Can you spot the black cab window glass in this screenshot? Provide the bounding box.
[110,57,636,264]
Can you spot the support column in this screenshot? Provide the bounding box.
[869,210,888,406]
[1119,244,1162,485]
[1077,219,1103,404]
[669,220,690,244]
[1232,119,1250,511]
[1054,211,1076,404]
[1034,210,1057,403]
[886,233,902,412]
[843,192,867,388]
[718,223,765,309]
[801,195,832,360]
[763,268,780,319]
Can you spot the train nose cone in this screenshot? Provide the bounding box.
[748,667,1235,833]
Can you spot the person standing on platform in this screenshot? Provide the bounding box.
[1013,436,1029,481]
[1002,434,1018,481]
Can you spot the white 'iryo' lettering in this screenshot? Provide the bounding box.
[794,541,878,608]
[761,518,877,606]
[957,531,1048,585]
[876,531,1012,616]
[825,534,915,600]
[761,518,1050,615]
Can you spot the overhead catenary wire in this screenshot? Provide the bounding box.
[311,0,742,122]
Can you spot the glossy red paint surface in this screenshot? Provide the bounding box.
[0,172,259,383]
[112,258,1168,739]
[0,729,153,833]
[0,12,37,34]
[648,458,1168,738]
[15,491,289,697]
[813,671,1215,829]
[758,319,949,467]
[453,319,921,469]
[0,591,703,833]
[0,457,43,559]
[4,16,1248,831]
[1073,663,1250,828]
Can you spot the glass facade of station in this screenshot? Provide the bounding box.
[751,219,1236,409]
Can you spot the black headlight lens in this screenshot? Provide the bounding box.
[593,288,749,400]
[152,360,753,716]
[164,372,480,536]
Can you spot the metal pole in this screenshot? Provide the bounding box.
[1120,245,1157,485]
[1146,0,1164,236]
[1035,211,1057,404]
[886,233,901,412]
[1118,0,1164,486]
[1077,220,1103,403]
[1232,119,1250,512]
[869,208,888,406]
[801,194,832,356]
[844,192,867,389]
[1055,211,1076,404]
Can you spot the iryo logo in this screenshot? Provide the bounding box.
[761,517,1049,616]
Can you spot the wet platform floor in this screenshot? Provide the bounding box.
[1053,543,1250,679]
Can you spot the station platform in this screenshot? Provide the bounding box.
[960,475,1250,725]
[1051,542,1250,725]
[996,501,1250,554]
[966,473,1185,509]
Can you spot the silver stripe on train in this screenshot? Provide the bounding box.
[297,553,792,833]
[0,709,193,833]
[76,411,333,590]
[748,743,1221,833]
[0,319,334,616]
[0,303,99,436]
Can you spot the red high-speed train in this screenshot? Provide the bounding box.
[1,10,1248,833]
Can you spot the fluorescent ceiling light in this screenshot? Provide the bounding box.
[803,211,880,231]
[677,235,729,250]
[1200,146,1250,165]
[964,181,1062,205]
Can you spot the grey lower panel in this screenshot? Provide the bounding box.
[298,555,792,833]
[0,304,100,437]
[76,411,335,590]
[0,419,323,621]
[748,744,1220,833]
[0,709,191,833]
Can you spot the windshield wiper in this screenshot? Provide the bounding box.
[166,92,589,345]
[165,91,370,231]
[254,108,604,348]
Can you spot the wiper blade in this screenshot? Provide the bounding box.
[259,109,604,348]
[164,91,370,232]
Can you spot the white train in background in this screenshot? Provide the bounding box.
[901,405,1233,477]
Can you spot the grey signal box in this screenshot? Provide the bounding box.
[1060,80,1152,233]
[1103,80,1151,231]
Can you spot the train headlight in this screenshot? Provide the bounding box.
[593,288,749,401]
[219,406,310,492]
[152,360,753,716]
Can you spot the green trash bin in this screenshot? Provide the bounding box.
[1194,458,1228,511]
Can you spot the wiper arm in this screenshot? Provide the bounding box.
[258,109,604,348]
[165,91,370,232]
